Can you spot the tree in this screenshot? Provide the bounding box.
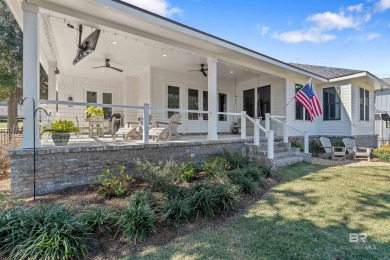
[0,0,47,131]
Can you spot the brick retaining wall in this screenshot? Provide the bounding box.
[9,140,246,198]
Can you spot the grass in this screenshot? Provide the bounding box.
[129,163,390,259]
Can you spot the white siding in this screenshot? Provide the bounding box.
[375,90,390,140]
[351,80,375,135]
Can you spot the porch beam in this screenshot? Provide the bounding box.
[21,3,40,149]
[207,57,218,141]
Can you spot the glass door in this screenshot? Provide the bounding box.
[257,85,270,119]
[243,89,255,117]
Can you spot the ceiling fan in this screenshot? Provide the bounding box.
[188,64,208,77]
[93,59,123,72]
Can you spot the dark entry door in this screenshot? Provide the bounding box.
[257,85,270,119]
[243,89,255,117]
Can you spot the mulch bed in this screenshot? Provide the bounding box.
[22,174,282,259]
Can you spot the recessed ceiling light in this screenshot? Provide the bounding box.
[163,54,167,57]
[101,69,105,72]
[230,70,234,74]
[112,41,118,45]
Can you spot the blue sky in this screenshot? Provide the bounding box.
[125,0,390,77]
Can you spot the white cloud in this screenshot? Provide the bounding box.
[273,28,337,43]
[348,3,364,12]
[364,32,382,40]
[306,11,360,30]
[121,0,182,17]
[375,0,390,11]
[256,25,270,36]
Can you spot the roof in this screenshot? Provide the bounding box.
[382,78,390,85]
[289,63,364,79]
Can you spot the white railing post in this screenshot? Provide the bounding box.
[283,120,288,143]
[267,130,274,159]
[304,131,309,154]
[241,111,246,139]
[143,103,150,144]
[254,119,260,146]
[265,113,270,131]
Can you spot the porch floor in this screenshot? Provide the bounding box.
[40,134,256,148]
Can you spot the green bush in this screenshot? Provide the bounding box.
[258,165,272,178]
[160,196,191,226]
[135,159,182,189]
[80,206,119,234]
[309,139,323,154]
[95,165,134,197]
[120,204,157,242]
[373,145,390,162]
[290,139,304,152]
[223,150,250,169]
[0,204,89,260]
[163,185,190,200]
[214,184,241,212]
[128,190,156,209]
[189,184,218,219]
[202,157,230,176]
[178,163,196,183]
[227,170,257,194]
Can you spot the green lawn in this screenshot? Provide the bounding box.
[129,163,390,259]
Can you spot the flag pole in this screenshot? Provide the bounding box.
[286,78,312,106]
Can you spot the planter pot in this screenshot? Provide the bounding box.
[51,133,70,146]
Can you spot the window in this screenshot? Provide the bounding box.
[386,118,390,128]
[219,93,227,121]
[203,91,208,120]
[243,89,255,117]
[295,84,310,120]
[188,88,199,120]
[102,93,112,119]
[167,86,180,118]
[323,87,340,120]
[359,88,369,121]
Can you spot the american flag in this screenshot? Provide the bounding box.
[295,81,323,122]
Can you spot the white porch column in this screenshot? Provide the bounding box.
[22,3,40,149]
[207,57,218,140]
[47,61,57,101]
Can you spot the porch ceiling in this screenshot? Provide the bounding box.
[47,15,266,82]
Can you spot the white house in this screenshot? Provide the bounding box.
[375,78,390,146]
[6,0,389,149]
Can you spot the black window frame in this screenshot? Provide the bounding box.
[386,118,390,128]
[219,93,227,121]
[323,87,341,121]
[187,88,199,120]
[243,89,255,117]
[257,85,271,119]
[359,88,370,121]
[167,85,180,118]
[295,84,310,121]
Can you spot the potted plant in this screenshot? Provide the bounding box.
[86,106,104,118]
[42,120,80,146]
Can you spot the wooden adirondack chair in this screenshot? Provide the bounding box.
[342,138,372,161]
[149,114,182,141]
[113,127,142,140]
[319,137,346,160]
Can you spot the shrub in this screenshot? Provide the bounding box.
[227,170,257,194]
[214,184,240,212]
[373,145,390,162]
[80,206,119,234]
[160,196,191,226]
[95,165,134,197]
[0,204,89,260]
[258,165,272,178]
[178,163,196,183]
[120,204,157,242]
[309,139,323,155]
[290,139,304,152]
[135,159,182,189]
[223,150,250,169]
[163,185,190,200]
[128,190,156,209]
[0,137,20,178]
[189,184,218,219]
[202,157,230,177]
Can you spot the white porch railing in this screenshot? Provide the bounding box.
[265,113,310,154]
[244,113,275,159]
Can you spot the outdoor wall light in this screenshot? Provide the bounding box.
[68,96,73,107]
[54,67,60,74]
